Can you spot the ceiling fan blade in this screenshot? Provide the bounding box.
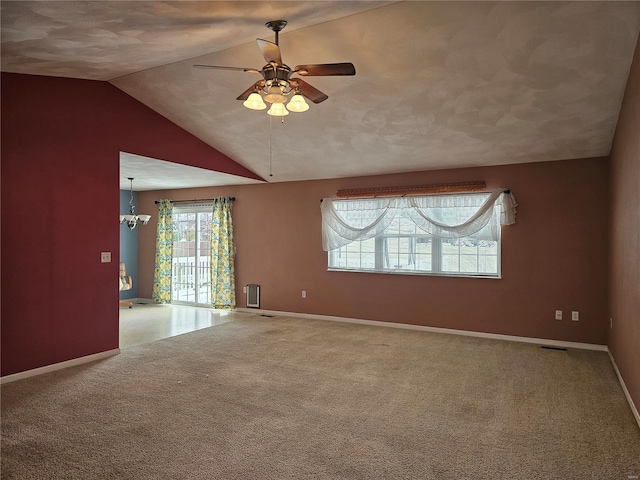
[294,63,356,76]
[193,64,260,74]
[257,38,282,65]
[236,80,265,101]
[292,78,329,104]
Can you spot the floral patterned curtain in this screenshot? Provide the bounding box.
[152,200,174,303]
[210,197,235,309]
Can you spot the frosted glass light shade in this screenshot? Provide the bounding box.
[287,94,309,112]
[267,103,289,116]
[264,85,287,104]
[243,93,266,110]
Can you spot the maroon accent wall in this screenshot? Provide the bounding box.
[1,73,261,376]
[138,157,610,345]
[609,35,640,412]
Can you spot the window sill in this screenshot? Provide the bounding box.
[327,267,501,279]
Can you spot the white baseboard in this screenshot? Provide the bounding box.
[1,348,121,385]
[237,308,640,429]
[235,308,608,352]
[607,350,640,429]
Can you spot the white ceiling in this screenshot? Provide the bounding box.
[119,152,263,191]
[3,1,639,190]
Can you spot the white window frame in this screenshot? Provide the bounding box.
[328,233,501,278]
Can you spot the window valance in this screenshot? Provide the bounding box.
[321,189,517,251]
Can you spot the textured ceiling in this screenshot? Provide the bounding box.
[3,1,640,187]
[119,152,263,191]
[1,1,391,80]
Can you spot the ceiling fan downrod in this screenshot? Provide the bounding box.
[265,20,287,45]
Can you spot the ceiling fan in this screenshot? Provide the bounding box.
[193,20,355,115]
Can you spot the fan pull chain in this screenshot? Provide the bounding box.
[269,115,273,177]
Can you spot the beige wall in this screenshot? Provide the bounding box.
[609,35,640,412]
[138,157,609,345]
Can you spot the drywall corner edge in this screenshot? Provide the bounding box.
[608,350,640,430]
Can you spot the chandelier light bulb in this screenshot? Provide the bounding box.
[243,92,267,110]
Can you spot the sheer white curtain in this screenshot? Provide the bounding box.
[321,189,517,251]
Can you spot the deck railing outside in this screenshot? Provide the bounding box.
[172,258,211,305]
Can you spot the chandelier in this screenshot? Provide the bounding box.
[119,177,151,230]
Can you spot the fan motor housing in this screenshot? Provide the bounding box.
[263,64,292,88]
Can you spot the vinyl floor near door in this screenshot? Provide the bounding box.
[119,303,247,348]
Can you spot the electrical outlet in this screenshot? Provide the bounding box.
[243,286,247,294]
[302,290,307,299]
[100,252,111,263]
[571,311,579,321]
[555,310,562,320]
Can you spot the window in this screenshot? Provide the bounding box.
[322,189,517,278]
[172,205,213,305]
[328,225,500,277]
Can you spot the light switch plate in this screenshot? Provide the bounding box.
[101,252,111,263]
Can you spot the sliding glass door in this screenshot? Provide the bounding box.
[172,206,212,306]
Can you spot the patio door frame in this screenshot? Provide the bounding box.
[171,204,212,307]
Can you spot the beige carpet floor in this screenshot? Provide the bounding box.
[2,315,639,479]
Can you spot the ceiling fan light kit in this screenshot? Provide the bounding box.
[287,94,310,113]
[243,92,267,110]
[267,103,289,117]
[263,85,287,104]
[194,20,355,118]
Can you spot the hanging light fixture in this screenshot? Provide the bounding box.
[119,177,151,230]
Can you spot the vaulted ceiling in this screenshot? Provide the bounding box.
[2,1,639,189]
